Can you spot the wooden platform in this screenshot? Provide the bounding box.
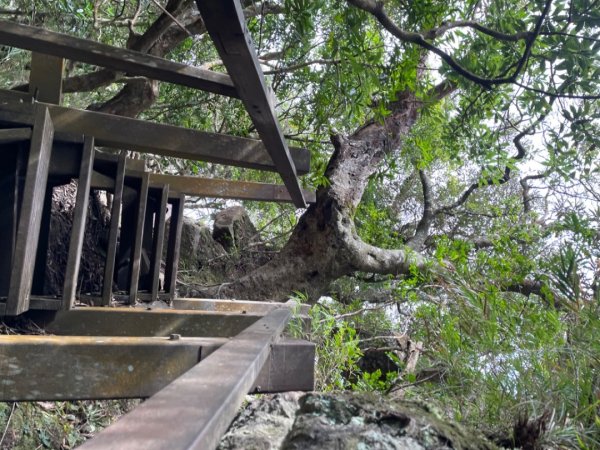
[0,2,315,449]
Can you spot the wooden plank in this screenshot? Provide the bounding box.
[150,184,169,301]
[101,150,127,305]
[29,296,61,310]
[128,173,149,304]
[173,298,311,316]
[0,147,22,296]
[36,307,262,338]
[0,19,237,98]
[31,187,53,294]
[6,106,54,316]
[164,195,184,298]
[29,52,63,104]
[80,308,291,450]
[149,173,316,204]
[0,88,32,104]
[0,128,31,144]
[0,336,313,401]
[0,336,224,401]
[197,0,306,207]
[0,97,311,175]
[254,339,315,393]
[62,136,95,309]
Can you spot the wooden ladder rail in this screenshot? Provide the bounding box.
[79,308,292,450]
[5,105,54,316]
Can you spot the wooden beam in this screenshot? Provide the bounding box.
[150,184,169,301]
[197,0,306,207]
[0,148,23,297]
[6,106,54,316]
[0,128,31,144]
[173,298,311,316]
[128,173,150,304]
[0,336,313,401]
[0,19,237,98]
[0,97,311,175]
[62,136,95,309]
[164,195,184,298]
[29,53,63,104]
[36,307,263,338]
[149,173,316,204]
[80,309,291,450]
[101,150,127,305]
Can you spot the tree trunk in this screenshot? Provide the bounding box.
[203,89,432,302]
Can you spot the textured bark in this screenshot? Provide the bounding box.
[197,90,433,302]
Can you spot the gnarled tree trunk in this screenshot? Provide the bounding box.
[203,89,435,301]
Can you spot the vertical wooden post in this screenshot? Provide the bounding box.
[0,144,24,297]
[31,187,53,295]
[150,184,169,301]
[101,151,127,306]
[6,106,54,316]
[164,194,185,300]
[62,136,95,309]
[128,172,149,305]
[29,53,64,104]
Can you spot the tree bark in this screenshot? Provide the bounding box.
[199,89,434,301]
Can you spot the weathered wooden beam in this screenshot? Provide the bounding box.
[29,53,63,104]
[150,184,169,301]
[0,335,224,401]
[35,307,263,338]
[173,298,311,316]
[31,186,53,295]
[62,136,95,309]
[0,336,314,401]
[0,147,22,297]
[101,151,127,305]
[256,339,315,393]
[197,0,306,207]
[149,173,316,204]
[0,97,311,175]
[164,194,184,298]
[0,128,31,144]
[0,19,237,97]
[6,106,54,316]
[128,173,150,304]
[80,309,291,450]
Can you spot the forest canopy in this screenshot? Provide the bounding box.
[0,0,599,447]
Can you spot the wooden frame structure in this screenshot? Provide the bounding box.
[0,4,315,449]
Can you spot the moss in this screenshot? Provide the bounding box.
[0,400,138,449]
[287,392,499,450]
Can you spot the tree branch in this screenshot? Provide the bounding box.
[520,173,546,214]
[347,0,553,89]
[436,101,555,214]
[406,170,434,250]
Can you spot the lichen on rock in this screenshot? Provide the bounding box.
[219,392,499,450]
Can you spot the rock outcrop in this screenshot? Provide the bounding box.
[219,392,498,450]
[212,206,262,252]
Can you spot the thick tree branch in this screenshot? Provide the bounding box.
[406,170,434,250]
[347,0,553,89]
[505,279,570,310]
[347,236,433,276]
